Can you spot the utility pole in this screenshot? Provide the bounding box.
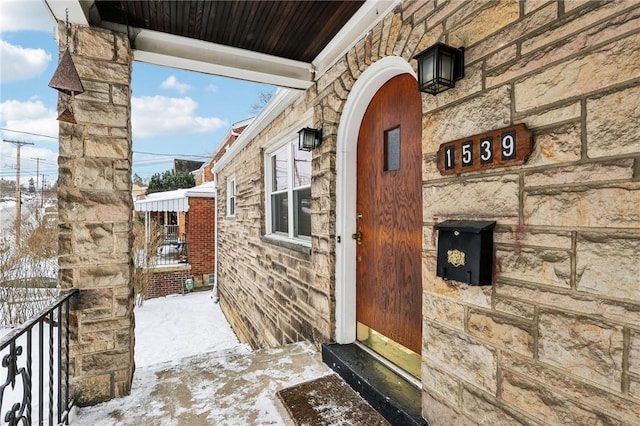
[31,157,45,190]
[2,139,34,243]
[41,174,46,209]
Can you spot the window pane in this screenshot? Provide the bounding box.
[272,149,288,191]
[384,127,400,171]
[294,187,311,238]
[271,192,288,234]
[293,145,311,188]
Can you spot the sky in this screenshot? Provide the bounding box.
[0,0,276,187]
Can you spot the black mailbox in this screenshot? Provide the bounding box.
[435,220,496,286]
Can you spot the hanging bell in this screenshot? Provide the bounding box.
[48,48,84,96]
[57,107,77,124]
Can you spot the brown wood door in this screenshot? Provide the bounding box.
[356,73,423,354]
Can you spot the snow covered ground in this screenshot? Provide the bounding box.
[72,290,332,425]
[132,290,246,368]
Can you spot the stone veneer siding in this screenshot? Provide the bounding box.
[187,197,215,276]
[216,1,640,424]
[56,24,135,405]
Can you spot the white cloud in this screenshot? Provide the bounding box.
[132,95,227,138]
[205,84,218,93]
[160,75,191,93]
[0,99,58,142]
[0,0,54,33]
[0,39,51,83]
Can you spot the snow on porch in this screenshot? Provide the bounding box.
[72,290,333,425]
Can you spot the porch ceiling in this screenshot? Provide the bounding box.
[44,0,395,89]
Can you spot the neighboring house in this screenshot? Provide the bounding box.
[48,1,640,424]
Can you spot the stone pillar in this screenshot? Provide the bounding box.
[56,23,134,406]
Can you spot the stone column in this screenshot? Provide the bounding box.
[56,23,134,406]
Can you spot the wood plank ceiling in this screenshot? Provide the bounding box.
[93,1,365,64]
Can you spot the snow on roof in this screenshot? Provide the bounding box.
[185,181,217,198]
[134,188,189,212]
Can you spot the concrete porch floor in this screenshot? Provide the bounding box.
[73,342,333,425]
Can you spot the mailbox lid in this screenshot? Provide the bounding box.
[435,220,496,234]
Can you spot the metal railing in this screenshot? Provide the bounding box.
[0,289,78,425]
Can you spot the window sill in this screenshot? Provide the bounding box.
[261,235,311,256]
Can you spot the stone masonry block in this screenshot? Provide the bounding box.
[421,362,459,406]
[422,86,511,147]
[71,374,112,407]
[461,385,537,426]
[72,158,115,190]
[496,246,571,288]
[519,102,581,129]
[522,1,639,55]
[493,296,536,321]
[76,26,115,60]
[524,183,640,228]
[449,0,519,47]
[524,122,581,167]
[514,32,640,112]
[501,370,617,424]
[467,309,534,357]
[423,320,498,393]
[73,100,128,128]
[423,291,465,331]
[587,84,640,158]
[424,175,519,224]
[494,227,573,249]
[630,328,640,375]
[576,234,640,301]
[538,310,624,391]
[85,136,130,159]
[465,3,557,64]
[80,349,132,376]
[525,159,634,188]
[495,281,640,326]
[502,351,640,423]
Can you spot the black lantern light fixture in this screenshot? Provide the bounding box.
[298,127,322,151]
[414,42,465,95]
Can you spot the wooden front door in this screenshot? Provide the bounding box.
[356,73,423,355]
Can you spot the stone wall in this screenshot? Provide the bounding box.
[56,24,135,406]
[216,0,640,424]
[401,1,639,424]
[216,93,332,349]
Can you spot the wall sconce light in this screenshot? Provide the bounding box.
[414,42,465,95]
[298,127,322,151]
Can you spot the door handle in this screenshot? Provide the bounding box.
[351,230,363,244]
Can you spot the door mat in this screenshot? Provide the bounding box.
[277,374,390,425]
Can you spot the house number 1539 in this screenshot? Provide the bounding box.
[438,124,533,175]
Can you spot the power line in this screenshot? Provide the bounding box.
[1,128,214,159]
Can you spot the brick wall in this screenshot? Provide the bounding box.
[215,1,640,424]
[145,268,191,299]
[187,197,215,276]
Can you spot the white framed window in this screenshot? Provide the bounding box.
[226,176,236,217]
[266,138,312,242]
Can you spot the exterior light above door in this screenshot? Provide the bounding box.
[414,42,465,95]
[298,127,323,151]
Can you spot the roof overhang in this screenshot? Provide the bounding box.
[42,0,398,89]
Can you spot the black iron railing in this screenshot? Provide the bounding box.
[0,289,78,425]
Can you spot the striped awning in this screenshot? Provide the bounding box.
[134,189,189,212]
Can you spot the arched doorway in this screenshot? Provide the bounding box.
[335,57,422,378]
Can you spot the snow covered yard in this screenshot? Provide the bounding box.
[73,290,333,425]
